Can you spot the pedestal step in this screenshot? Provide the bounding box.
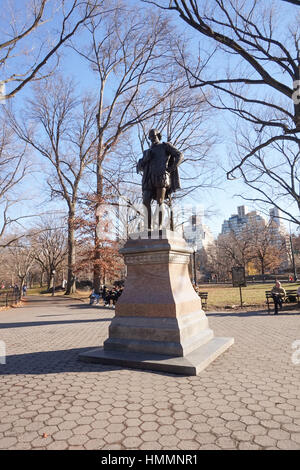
[78,337,234,376]
[105,312,213,356]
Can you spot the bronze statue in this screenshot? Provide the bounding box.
[137,129,183,231]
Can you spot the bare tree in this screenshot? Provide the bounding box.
[0,0,104,101]
[0,111,36,247]
[146,0,300,222]
[8,76,98,294]
[7,239,35,290]
[71,1,186,292]
[31,217,67,291]
[218,230,253,270]
[204,241,233,282]
[281,0,300,6]
[234,137,300,224]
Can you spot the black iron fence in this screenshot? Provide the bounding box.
[0,290,22,308]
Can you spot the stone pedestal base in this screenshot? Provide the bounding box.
[79,337,234,376]
[79,230,233,375]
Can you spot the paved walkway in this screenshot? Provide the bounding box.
[0,295,300,450]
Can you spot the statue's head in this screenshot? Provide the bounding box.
[148,128,161,144]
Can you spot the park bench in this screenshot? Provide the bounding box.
[198,292,208,310]
[265,289,300,314]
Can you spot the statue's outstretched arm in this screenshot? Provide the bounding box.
[166,142,183,171]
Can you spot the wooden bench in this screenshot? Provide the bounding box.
[265,290,300,313]
[198,292,208,310]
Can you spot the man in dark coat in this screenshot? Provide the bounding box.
[137,129,183,231]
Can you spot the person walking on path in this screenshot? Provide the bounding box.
[271,280,286,315]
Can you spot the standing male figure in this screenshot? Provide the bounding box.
[137,129,183,232]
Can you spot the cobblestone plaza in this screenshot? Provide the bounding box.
[0,296,300,450]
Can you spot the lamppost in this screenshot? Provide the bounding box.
[290,235,298,281]
[289,223,297,282]
[52,270,56,296]
[193,244,197,286]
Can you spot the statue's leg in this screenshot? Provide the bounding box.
[168,195,174,231]
[143,191,152,235]
[156,188,166,232]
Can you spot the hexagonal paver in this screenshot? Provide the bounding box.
[140,431,160,442]
[103,433,124,444]
[72,425,92,435]
[158,435,180,447]
[106,424,125,434]
[140,414,157,423]
[176,429,196,440]
[195,433,216,445]
[123,437,143,448]
[52,430,74,441]
[254,435,277,447]
[140,421,159,432]
[88,429,108,439]
[276,440,300,450]
[225,421,246,431]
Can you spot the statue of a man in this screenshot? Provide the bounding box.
[137,129,183,231]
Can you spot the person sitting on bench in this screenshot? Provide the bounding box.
[271,281,286,315]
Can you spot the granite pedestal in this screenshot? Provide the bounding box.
[79,230,234,375]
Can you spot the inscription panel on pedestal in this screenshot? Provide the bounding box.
[125,251,190,265]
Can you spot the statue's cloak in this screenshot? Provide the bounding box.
[137,142,183,201]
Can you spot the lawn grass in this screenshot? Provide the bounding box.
[27,282,300,311]
[27,287,92,302]
[27,287,46,295]
[197,282,300,310]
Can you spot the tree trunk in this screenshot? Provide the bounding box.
[40,270,44,288]
[261,260,265,282]
[65,207,76,295]
[49,272,54,290]
[19,276,25,292]
[93,158,103,294]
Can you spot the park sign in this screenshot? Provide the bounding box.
[232,266,247,288]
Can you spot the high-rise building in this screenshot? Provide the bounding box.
[220,205,290,270]
[237,205,247,218]
[268,207,291,256]
[269,207,281,227]
[221,205,266,235]
[182,207,214,250]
